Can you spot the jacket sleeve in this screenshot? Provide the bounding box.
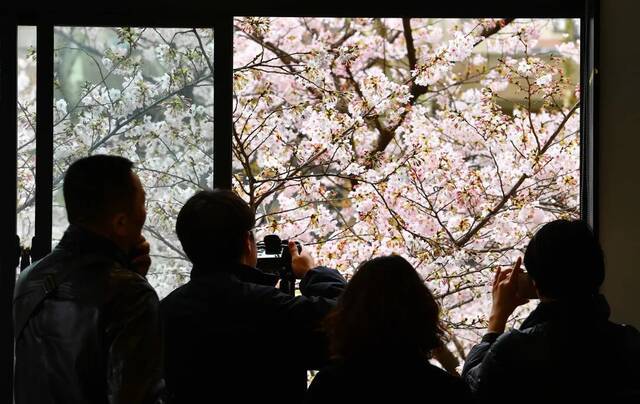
[252,267,346,370]
[106,273,165,404]
[461,332,511,403]
[299,266,347,299]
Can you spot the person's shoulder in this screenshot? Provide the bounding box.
[16,248,120,296]
[611,322,640,337]
[497,323,547,346]
[105,264,158,308]
[310,361,351,390]
[108,263,153,289]
[159,281,192,311]
[421,361,465,384]
[307,363,352,403]
[16,247,75,284]
[317,360,349,376]
[161,273,243,314]
[485,325,551,368]
[239,281,304,312]
[236,275,291,299]
[608,322,640,351]
[404,361,472,400]
[161,281,187,301]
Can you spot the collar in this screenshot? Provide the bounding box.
[520,293,611,330]
[56,224,129,267]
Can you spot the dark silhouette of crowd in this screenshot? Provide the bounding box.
[12,155,640,403]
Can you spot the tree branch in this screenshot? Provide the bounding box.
[454,102,579,247]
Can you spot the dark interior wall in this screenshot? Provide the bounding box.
[599,0,640,327]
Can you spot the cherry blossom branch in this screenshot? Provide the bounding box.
[454,101,579,247]
[372,18,515,155]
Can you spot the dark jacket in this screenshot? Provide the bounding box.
[160,263,346,404]
[13,225,165,404]
[462,294,640,403]
[305,355,473,403]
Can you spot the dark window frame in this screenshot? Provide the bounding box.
[0,1,598,401]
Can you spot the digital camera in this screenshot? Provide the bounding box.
[256,234,302,295]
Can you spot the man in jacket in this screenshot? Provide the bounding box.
[160,189,347,404]
[13,155,165,404]
[462,219,640,403]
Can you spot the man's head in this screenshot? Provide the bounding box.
[176,190,256,269]
[63,155,146,253]
[524,219,604,299]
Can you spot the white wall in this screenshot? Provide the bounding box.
[599,0,640,327]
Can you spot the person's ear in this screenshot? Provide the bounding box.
[246,231,256,254]
[239,231,256,267]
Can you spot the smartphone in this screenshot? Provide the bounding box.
[517,272,538,299]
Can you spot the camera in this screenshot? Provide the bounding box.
[256,234,302,295]
[517,272,539,299]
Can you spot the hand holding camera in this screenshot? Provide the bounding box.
[288,240,315,279]
[488,257,530,334]
[256,234,316,294]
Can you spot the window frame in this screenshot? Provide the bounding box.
[0,1,598,401]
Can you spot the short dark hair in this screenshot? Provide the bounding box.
[324,255,444,360]
[524,219,605,298]
[176,190,255,267]
[63,155,136,225]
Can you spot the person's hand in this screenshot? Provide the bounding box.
[289,240,315,279]
[432,344,460,376]
[488,257,529,334]
[130,236,151,278]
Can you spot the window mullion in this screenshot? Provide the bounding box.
[580,0,599,237]
[213,15,233,190]
[32,23,54,261]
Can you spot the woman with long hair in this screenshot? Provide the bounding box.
[306,255,472,403]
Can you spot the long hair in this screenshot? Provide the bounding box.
[324,255,444,361]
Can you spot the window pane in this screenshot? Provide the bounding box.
[233,17,580,352]
[17,26,37,266]
[53,27,214,297]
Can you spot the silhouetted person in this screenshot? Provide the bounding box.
[13,155,164,404]
[463,219,640,403]
[305,255,473,403]
[160,190,346,404]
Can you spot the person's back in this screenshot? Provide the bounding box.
[13,155,164,404]
[307,356,470,403]
[161,263,344,403]
[14,226,164,404]
[160,190,346,403]
[306,255,473,404]
[463,294,640,403]
[462,220,640,403]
